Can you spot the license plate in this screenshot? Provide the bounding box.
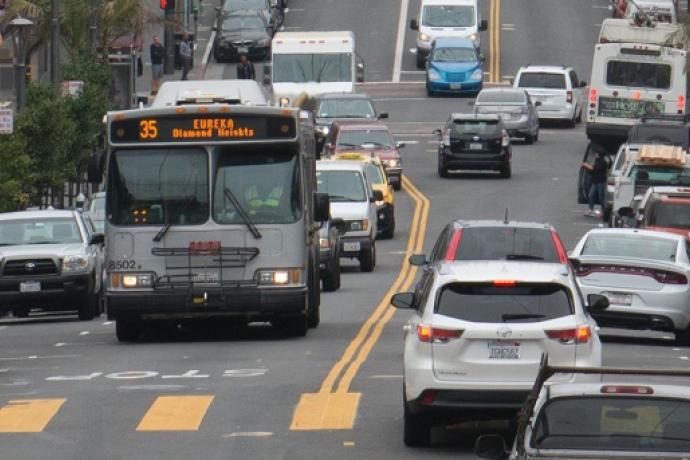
[19,281,41,293]
[605,292,632,305]
[237,46,249,54]
[449,83,462,89]
[488,341,520,359]
[343,242,361,252]
[469,142,483,150]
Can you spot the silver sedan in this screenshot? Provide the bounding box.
[473,88,540,144]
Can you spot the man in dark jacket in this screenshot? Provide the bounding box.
[150,35,165,95]
[582,150,609,217]
[237,53,255,80]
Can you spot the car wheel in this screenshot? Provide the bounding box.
[438,161,448,178]
[322,255,340,292]
[78,292,98,321]
[534,128,539,142]
[116,319,141,342]
[576,107,582,123]
[500,161,512,179]
[307,303,320,328]
[393,179,402,191]
[524,133,534,145]
[12,308,30,318]
[426,87,435,98]
[274,314,308,337]
[675,326,690,346]
[359,243,375,272]
[566,113,577,128]
[381,215,395,240]
[403,400,431,447]
[416,52,425,69]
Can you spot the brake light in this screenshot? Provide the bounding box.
[589,88,598,103]
[678,95,685,111]
[566,90,573,104]
[444,229,463,261]
[416,324,463,343]
[654,270,688,285]
[601,385,653,395]
[546,325,591,344]
[420,390,437,404]
[492,279,516,287]
[550,230,568,264]
[632,91,641,100]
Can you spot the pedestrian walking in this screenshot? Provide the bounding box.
[150,35,165,95]
[582,150,608,217]
[179,33,193,80]
[237,53,255,80]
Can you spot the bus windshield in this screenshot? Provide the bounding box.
[272,53,352,83]
[213,148,301,224]
[108,149,209,226]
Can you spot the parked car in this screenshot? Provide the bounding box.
[618,186,690,237]
[323,121,404,191]
[476,360,690,459]
[316,160,382,272]
[392,261,605,447]
[85,192,106,234]
[425,37,484,97]
[434,113,512,178]
[473,88,540,143]
[570,228,690,343]
[0,209,104,320]
[513,64,587,126]
[318,218,346,292]
[627,113,690,149]
[213,9,273,62]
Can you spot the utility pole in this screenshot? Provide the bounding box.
[50,0,60,85]
[88,0,98,51]
[163,4,176,74]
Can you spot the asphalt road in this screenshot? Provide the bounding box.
[3,0,690,459]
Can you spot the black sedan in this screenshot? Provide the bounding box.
[213,10,273,62]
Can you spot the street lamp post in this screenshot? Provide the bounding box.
[8,17,33,112]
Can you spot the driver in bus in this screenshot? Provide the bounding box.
[244,181,284,214]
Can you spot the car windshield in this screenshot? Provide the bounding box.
[532,397,690,452]
[431,47,477,63]
[436,283,573,323]
[651,202,690,229]
[316,99,376,119]
[518,72,566,89]
[316,170,366,202]
[337,130,394,148]
[272,53,352,83]
[450,120,501,136]
[581,234,678,261]
[422,5,475,27]
[453,227,560,262]
[223,0,266,11]
[477,91,526,105]
[607,61,671,90]
[0,218,82,246]
[108,148,209,226]
[222,15,265,30]
[364,163,385,185]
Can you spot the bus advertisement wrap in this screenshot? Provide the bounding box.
[597,97,665,119]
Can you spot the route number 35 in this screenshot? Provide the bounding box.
[108,260,136,270]
[139,119,158,139]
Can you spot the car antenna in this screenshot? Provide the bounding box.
[504,208,509,224]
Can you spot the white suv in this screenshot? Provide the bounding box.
[392,261,608,447]
[513,65,587,127]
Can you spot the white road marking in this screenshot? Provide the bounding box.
[79,331,90,336]
[343,441,356,447]
[285,8,304,11]
[223,431,273,438]
[161,370,210,379]
[681,356,689,361]
[409,48,417,54]
[501,26,515,31]
[102,321,113,326]
[402,140,419,144]
[118,384,186,391]
[105,371,159,380]
[223,369,268,378]
[54,343,65,347]
[673,348,682,351]
[392,0,412,82]
[0,354,81,361]
[47,372,103,381]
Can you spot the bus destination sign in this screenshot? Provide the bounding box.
[109,114,296,144]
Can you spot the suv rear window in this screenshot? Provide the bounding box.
[517,72,566,89]
[436,283,573,323]
[477,91,526,104]
[450,120,500,136]
[454,227,560,262]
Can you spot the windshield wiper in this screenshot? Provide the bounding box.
[505,254,545,261]
[337,143,360,148]
[328,194,360,202]
[223,187,262,239]
[153,195,197,243]
[502,313,546,322]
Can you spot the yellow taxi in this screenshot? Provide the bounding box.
[333,152,395,239]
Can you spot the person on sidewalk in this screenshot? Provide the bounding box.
[150,35,165,95]
[179,33,193,80]
[237,53,255,80]
[582,150,608,217]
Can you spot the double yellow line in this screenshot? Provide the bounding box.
[290,176,430,430]
[488,0,501,83]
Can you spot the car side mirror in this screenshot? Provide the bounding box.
[371,190,384,202]
[534,101,542,107]
[378,112,389,120]
[87,151,104,184]
[263,64,271,85]
[580,80,588,87]
[479,54,486,62]
[479,19,488,32]
[314,192,330,222]
[396,141,406,149]
[91,233,105,246]
[331,217,347,235]
[409,254,428,266]
[410,19,419,30]
[432,128,442,136]
[587,294,610,313]
[474,434,508,460]
[356,63,365,83]
[617,206,634,218]
[391,292,416,309]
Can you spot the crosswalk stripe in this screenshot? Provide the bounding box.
[136,395,214,431]
[0,399,66,433]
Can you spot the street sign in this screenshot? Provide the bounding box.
[61,80,84,97]
[0,108,13,134]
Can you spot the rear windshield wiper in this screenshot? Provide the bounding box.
[505,254,545,261]
[223,187,262,239]
[502,313,546,322]
[153,194,196,243]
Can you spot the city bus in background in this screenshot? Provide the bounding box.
[265,31,364,107]
[586,18,688,147]
[90,102,329,341]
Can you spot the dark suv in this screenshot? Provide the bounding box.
[627,114,690,148]
[435,113,512,178]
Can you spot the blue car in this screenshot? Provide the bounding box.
[425,38,484,97]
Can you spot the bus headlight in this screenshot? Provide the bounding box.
[116,273,154,289]
[62,255,89,272]
[257,269,302,286]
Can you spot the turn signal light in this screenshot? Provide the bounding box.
[416,324,463,343]
[546,325,591,344]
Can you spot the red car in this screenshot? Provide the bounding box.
[323,121,405,191]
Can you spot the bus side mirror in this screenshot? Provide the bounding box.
[263,64,271,85]
[87,151,104,184]
[391,292,416,309]
[410,19,419,30]
[409,254,428,266]
[480,19,488,32]
[356,63,364,83]
[91,233,105,246]
[314,192,330,222]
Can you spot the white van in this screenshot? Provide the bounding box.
[151,80,269,107]
[409,0,487,68]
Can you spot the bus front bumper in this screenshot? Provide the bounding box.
[106,286,307,321]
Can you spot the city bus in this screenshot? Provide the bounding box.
[91,103,329,341]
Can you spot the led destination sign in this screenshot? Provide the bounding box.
[109,113,296,143]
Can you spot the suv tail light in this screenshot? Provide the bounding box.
[417,324,463,343]
[678,95,685,112]
[589,88,598,104]
[550,230,568,264]
[546,325,591,344]
[566,90,573,104]
[444,229,463,261]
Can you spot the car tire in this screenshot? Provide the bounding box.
[534,129,539,142]
[116,319,141,342]
[524,133,534,145]
[78,292,98,321]
[381,216,395,240]
[566,113,577,128]
[12,308,30,318]
[416,52,425,69]
[576,107,582,123]
[275,314,308,337]
[438,161,448,178]
[393,179,402,191]
[675,326,690,346]
[322,256,341,292]
[426,87,435,98]
[500,161,512,179]
[307,303,320,328]
[359,242,375,272]
[403,400,431,447]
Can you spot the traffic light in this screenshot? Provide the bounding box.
[159,0,175,9]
